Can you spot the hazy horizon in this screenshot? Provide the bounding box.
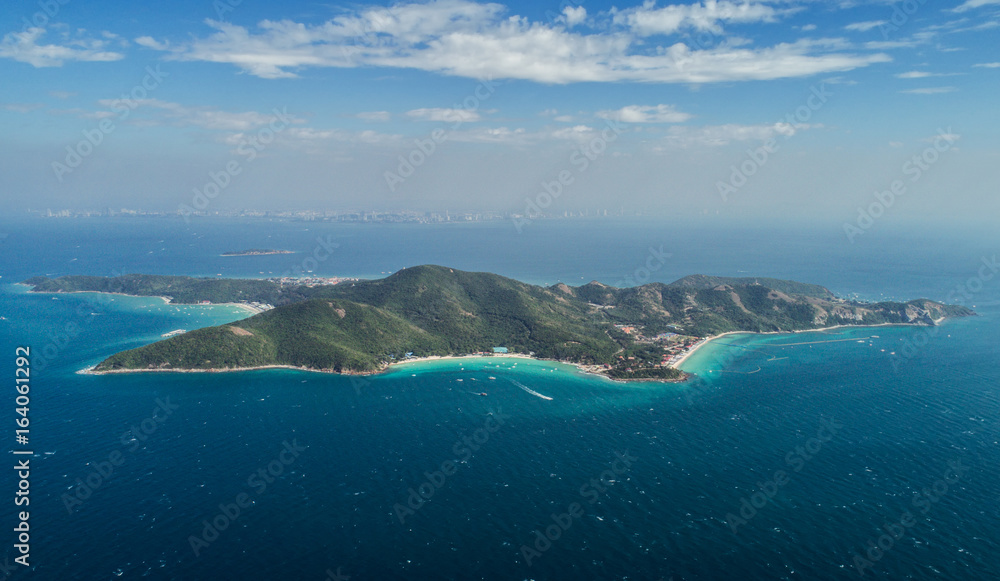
[2,0,998,228]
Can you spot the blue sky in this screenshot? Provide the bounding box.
[1,0,998,224]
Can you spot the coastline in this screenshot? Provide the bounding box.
[670,321,939,371]
[81,352,687,384]
[79,363,335,376]
[81,321,949,380]
[668,331,746,369]
[387,353,688,384]
[25,288,261,314]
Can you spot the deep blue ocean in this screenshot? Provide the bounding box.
[1,216,998,580]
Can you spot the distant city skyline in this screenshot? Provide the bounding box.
[2,0,998,226]
[27,206,627,222]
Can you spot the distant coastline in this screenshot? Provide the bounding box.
[221,249,293,256]
[26,288,262,315]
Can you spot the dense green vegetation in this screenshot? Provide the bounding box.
[97,299,448,373]
[301,266,621,362]
[605,343,684,381]
[26,266,974,379]
[24,274,289,305]
[666,274,836,299]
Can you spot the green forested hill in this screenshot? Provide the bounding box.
[24,266,973,377]
[96,299,450,373]
[301,266,619,360]
[23,274,287,304]
[94,266,624,373]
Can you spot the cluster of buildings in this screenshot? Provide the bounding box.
[614,323,702,368]
[662,338,706,367]
[266,276,356,287]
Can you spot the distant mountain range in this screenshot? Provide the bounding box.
[23,266,974,379]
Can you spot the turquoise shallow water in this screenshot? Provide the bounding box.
[1,217,998,580]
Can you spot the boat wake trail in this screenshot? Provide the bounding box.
[511,380,553,401]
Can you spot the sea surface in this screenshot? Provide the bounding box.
[1,216,998,580]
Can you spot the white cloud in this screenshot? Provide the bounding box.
[143,0,891,84]
[406,107,481,123]
[844,21,887,32]
[663,122,818,147]
[895,71,962,78]
[899,87,958,94]
[440,123,633,146]
[549,125,599,140]
[952,0,1000,13]
[973,62,1000,67]
[612,1,790,36]
[135,36,170,51]
[596,104,692,123]
[563,6,587,27]
[923,132,960,143]
[355,111,391,122]
[92,98,306,131]
[799,24,817,32]
[0,28,124,67]
[2,103,44,113]
[446,126,529,144]
[540,109,578,122]
[284,127,336,140]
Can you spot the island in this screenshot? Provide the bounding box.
[21,266,975,381]
[221,249,293,256]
